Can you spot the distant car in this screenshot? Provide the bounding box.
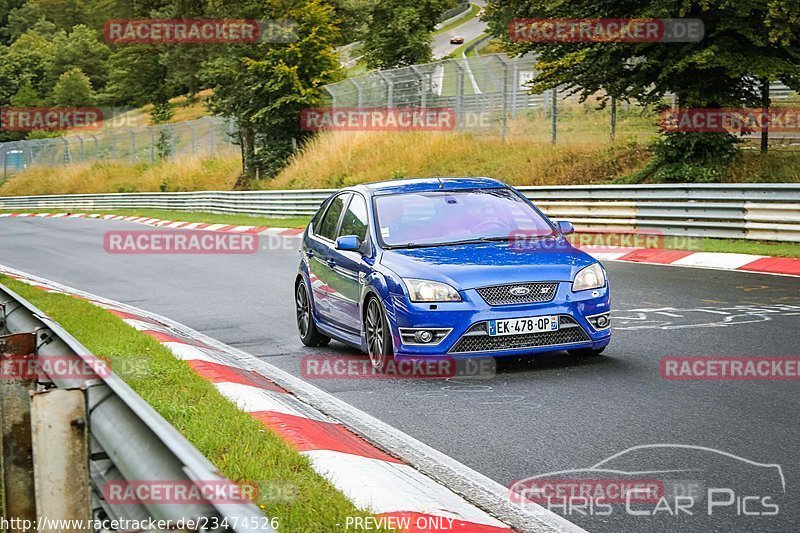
[450,36,465,44]
[295,177,611,371]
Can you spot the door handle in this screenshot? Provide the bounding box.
[326,258,337,267]
[305,250,314,258]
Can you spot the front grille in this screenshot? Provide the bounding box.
[449,315,589,354]
[476,282,558,306]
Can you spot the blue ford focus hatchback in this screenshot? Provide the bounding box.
[295,177,611,370]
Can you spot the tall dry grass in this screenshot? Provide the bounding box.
[0,155,241,196]
[266,129,651,189]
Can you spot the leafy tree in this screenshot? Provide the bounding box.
[3,0,55,42]
[203,0,343,180]
[6,30,56,97]
[49,25,111,89]
[103,45,167,106]
[52,67,95,106]
[362,0,455,69]
[330,0,375,44]
[34,0,90,30]
[484,0,800,180]
[10,79,40,105]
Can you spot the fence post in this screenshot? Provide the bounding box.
[551,87,558,145]
[189,122,197,154]
[610,96,617,142]
[411,66,427,110]
[130,129,136,163]
[351,78,364,109]
[149,129,156,162]
[207,118,215,156]
[511,60,519,119]
[452,59,465,129]
[489,55,509,142]
[380,73,394,109]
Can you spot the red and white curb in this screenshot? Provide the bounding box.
[4,211,796,276]
[0,211,305,238]
[0,264,579,533]
[583,246,800,277]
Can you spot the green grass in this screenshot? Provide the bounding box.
[0,274,394,531]
[434,3,481,36]
[0,208,311,228]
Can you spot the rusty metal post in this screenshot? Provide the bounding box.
[0,332,38,527]
[31,389,91,528]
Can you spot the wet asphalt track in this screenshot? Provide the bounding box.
[1,216,798,533]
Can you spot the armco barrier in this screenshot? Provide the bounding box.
[0,183,798,242]
[0,282,271,529]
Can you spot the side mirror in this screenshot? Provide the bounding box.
[557,220,575,235]
[336,235,361,251]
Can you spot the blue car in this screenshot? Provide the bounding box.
[295,177,611,370]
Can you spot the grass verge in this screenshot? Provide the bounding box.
[0,274,392,531]
[0,209,310,229]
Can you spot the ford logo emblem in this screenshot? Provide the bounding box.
[509,286,530,296]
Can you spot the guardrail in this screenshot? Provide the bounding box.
[0,184,799,242]
[0,282,271,530]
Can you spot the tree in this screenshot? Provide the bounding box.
[52,67,95,106]
[6,30,56,98]
[203,0,343,180]
[49,25,111,90]
[10,79,39,105]
[362,0,455,69]
[2,0,55,42]
[484,0,800,180]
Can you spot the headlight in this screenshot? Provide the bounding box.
[572,263,606,292]
[403,278,461,302]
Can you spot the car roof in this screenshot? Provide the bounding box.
[351,177,507,196]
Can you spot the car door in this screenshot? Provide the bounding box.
[306,193,349,325]
[327,193,371,334]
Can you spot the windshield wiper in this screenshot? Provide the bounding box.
[387,236,513,249]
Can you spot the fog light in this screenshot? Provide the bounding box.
[596,315,609,328]
[415,330,434,343]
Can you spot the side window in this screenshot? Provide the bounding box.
[309,198,331,234]
[316,194,348,240]
[338,194,369,242]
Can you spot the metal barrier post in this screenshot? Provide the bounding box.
[0,331,38,524]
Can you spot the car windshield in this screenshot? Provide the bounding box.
[374,188,555,248]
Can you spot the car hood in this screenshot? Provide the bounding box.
[379,239,595,289]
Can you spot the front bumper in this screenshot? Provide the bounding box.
[388,281,611,358]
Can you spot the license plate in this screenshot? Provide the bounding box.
[488,316,559,336]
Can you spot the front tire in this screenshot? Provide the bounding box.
[296,279,330,347]
[365,297,393,371]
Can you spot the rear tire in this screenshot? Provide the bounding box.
[365,297,393,372]
[296,279,331,347]
[569,347,605,357]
